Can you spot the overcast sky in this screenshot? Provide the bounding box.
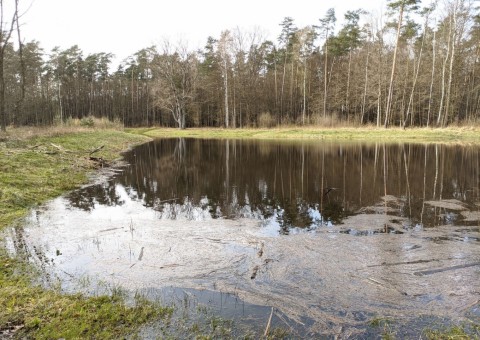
[20,0,386,63]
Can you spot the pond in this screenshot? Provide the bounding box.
[5,138,480,337]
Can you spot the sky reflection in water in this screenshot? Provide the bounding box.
[67,138,480,235]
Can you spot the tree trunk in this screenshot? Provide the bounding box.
[345,49,352,116]
[437,14,453,126]
[384,4,405,128]
[444,2,458,126]
[224,59,229,128]
[281,54,287,118]
[323,40,328,119]
[302,57,307,124]
[0,53,5,132]
[427,30,436,127]
[361,42,370,124]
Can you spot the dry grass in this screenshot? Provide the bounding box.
[127,126,480,145]
[0,117,123,141]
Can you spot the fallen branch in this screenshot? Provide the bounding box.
[49,143,73,153]
[89,145,105,155]
[29,143,44,149]
[50,143,63,150]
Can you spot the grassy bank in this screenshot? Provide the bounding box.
[0,128,176,339]
[0,129,151,228]
[128,126,480,144]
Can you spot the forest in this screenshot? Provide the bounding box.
[0,0,479,130]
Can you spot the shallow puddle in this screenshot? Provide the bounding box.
[4,139,480,337]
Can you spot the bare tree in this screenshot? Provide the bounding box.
[151,40,197,129]
[403,3,436,127]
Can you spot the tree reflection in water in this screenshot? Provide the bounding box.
[65,138,480,234]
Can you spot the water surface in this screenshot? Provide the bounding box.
[5,138,480,337]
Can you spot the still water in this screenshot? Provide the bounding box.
[6,138,480,337]
[69,138,480,232]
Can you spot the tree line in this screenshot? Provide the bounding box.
[1,0,479,131]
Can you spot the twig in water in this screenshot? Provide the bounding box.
[138,246,144,261]
[264,307,274,337]
[367,277,384,286]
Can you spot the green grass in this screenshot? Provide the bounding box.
[127,126,480,144]
[0,254,172,339]
[423,324,480,339]
[0,129,173,339]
